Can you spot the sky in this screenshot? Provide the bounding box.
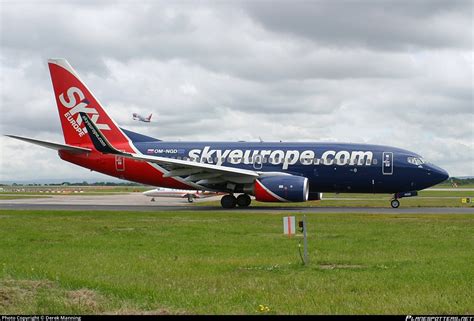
[0,0,473,182]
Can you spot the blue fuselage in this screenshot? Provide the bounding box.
[131,138,449,194]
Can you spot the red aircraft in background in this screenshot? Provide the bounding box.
[133,113,152,122]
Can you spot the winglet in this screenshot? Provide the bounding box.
[79,112,121,154]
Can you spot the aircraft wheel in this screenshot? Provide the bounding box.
[221,195,237,209]
[187,195,194,203]
[391,199,400,208]
[236,194,251,207]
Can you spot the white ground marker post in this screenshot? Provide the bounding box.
[285,216,309,265]
[303,215,308,265]
[283,216,296,238]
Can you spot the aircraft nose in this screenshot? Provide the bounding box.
[428,164,449,185]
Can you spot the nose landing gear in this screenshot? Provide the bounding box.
[391,191,418,208]
[390,199,400,208]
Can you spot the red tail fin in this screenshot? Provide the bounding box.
[48,59,129,148]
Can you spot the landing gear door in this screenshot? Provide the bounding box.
[115,155,125,171]
[382,152,393,175]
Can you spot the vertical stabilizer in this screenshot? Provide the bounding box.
[48,59,129,147]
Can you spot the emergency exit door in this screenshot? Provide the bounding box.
[382,152,393,175]
[115,155,125,171]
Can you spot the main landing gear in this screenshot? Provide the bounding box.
[220,194,252,209]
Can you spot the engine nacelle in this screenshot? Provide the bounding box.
[254,175,309,202]
[308,191,323,201]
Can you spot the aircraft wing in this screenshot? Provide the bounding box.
[79,113,259,184]
[125,153,259,178]
[5,135,92,153]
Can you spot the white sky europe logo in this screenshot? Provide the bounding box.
[59,87,111,137]
[189,147,373,169]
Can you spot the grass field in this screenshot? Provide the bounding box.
[436,182,474,189]
[0,209,472,315]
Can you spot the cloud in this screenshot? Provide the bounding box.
[243,1,472,50]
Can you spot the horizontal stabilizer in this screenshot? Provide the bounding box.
[5,135,92,153]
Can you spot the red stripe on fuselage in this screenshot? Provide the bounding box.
[59,150,193,189]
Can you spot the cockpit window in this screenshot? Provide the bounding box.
[407,156,424,165]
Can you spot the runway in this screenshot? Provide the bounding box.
[0,193,473,214]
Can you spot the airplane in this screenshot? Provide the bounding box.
[142,188,221,203]
[133,113,152,122]
[6,59,449,209]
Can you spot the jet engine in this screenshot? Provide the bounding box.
[254,175,309,202]
[308,191,323,201]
